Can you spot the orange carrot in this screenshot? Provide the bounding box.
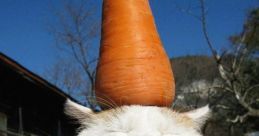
[95,0,175,108]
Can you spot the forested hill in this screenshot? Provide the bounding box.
[170,55,220,88]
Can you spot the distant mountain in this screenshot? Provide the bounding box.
[170,55,220,88]
[170,55,221,108]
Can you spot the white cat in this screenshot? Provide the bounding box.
[65,100,210,136]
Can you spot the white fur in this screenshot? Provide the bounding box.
[184,105,210,129]
[65,100,210,136]
[185,105,210,120]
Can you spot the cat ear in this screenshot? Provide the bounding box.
[65,99,94,123]
[184,105,210,128]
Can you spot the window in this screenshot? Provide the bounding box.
[0,112,7,136]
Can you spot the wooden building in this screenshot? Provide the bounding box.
[0,53,78,136]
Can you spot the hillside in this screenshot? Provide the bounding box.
[170,55,219,88]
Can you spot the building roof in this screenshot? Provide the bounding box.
[0,52,78,102]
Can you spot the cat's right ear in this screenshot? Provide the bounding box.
[184,105,210,129]
[65,99,94,123]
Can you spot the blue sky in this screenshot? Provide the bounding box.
[0,0,258,76]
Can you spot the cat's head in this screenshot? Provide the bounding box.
[65,100,210,136]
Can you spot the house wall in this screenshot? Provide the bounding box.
[0,58,77,136]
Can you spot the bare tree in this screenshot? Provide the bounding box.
[198,0,259,123]
[44,58,88,101]
[173,1,259,135]
[46,0,100,107]
[175,0,259,123]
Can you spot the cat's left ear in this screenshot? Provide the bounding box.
[184,105,210,128]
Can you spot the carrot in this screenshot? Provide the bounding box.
[95,0,175,108]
